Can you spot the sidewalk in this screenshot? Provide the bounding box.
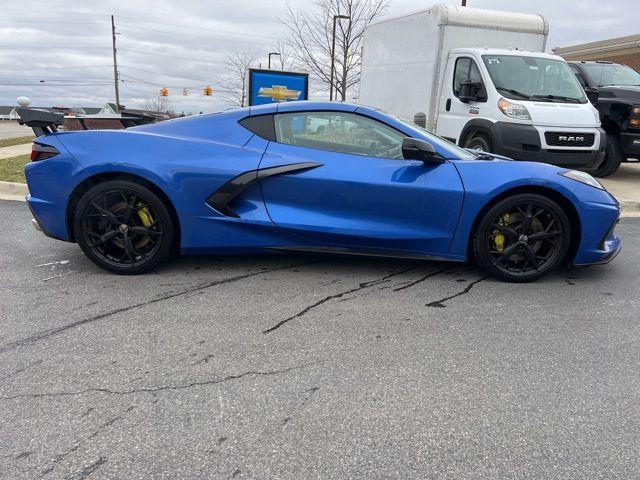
[0,142,31,160]
[600,162,640,212]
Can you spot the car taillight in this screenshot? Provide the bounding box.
[31,142,60,162]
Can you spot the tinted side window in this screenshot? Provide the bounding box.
[570,65,587,87]
[453,57,471,97]
[453,57,484,100]
[274,112,406,159]
[239,115,276,141]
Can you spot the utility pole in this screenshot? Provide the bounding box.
[111,15,121,113]
[329,14,350,101]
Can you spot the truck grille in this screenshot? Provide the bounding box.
[545,132,595,147]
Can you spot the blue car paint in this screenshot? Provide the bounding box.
[25,101,620,266]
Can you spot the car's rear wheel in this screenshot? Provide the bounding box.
[74,180,174,274]
[473,193,571,282]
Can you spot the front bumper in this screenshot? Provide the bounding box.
[571,183,621,266]
[490,122,606,171]
[620,132,640,158]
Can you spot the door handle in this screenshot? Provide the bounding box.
[446,98,451,111]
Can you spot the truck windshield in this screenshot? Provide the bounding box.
[482,55,587,103]
[580,63,640,87]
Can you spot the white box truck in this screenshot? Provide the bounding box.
[359,4,606,172]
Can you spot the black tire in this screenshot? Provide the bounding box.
[464,132,492,153]
[74,180,174,274]
[593,134,623,178]
[473,193,571,283]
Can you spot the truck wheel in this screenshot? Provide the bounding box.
[464,133,492,153]
[593,135,623,177]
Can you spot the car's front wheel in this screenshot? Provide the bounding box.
[473,193,571,282]
[74,180,174,274]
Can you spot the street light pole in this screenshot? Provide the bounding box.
[329,14,350,101]
[268,52,281,70]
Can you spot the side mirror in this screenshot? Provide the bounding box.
[459,80,484,103]
[402,137,440,163]
[584,86,600,105]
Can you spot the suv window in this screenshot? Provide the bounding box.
[569,65,587,88]
[453,57,484,98]
[274,111,405,159]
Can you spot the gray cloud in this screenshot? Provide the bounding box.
[1,0,637,112]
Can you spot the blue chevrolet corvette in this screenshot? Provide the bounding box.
[20,101,620,282]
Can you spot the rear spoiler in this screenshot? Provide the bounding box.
[16,107,64,136]
[16,107,159,136]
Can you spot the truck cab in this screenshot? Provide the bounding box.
[359,4,606,174]
[568,61,640,176]
[437,48,605,172]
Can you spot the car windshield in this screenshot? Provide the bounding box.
[392,116,478,160]
[580,63,640,87]
[482,55,587,103]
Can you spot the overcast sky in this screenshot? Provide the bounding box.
[0,0,636,113]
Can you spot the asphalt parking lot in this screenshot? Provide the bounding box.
[1,199,639,479]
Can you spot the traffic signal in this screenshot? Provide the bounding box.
[160,87,169,97]
[203,85,213,96]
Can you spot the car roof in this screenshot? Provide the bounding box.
[248,101,358,116]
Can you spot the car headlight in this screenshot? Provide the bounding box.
[559,169,604,190]
[498,97,531,120]
[632,105,640,115]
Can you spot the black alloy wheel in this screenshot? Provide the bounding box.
[474,193,571,282]
[74,180,174,274]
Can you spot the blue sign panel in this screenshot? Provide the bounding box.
[248,69,309,106]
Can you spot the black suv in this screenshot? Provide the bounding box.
[569,61,640,176]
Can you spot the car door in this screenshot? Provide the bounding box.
[436,55,487,144]
[257,110,464,256]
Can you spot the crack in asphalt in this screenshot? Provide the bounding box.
[63,457,106,480]
[425,275,491,308]
[0,359,43,383]
[0,261,317,355]
[40,408,130,478]
[0,360,324,401]
[262,266,419,334]
[393,267,451,292]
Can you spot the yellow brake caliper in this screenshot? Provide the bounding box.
[492,213,509,252]
[137,204,154,227]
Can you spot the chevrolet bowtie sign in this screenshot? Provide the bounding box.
[258,85,302,102]
[248,68,309,106]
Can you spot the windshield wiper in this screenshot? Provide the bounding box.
[531,94,582,104]
[496,87,531,99]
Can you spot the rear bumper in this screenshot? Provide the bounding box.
[490,122,606,171]
[26,193,69,241]
[620,132,640,158]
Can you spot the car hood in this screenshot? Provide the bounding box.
[522,101,599,128]
[598,85,640,102]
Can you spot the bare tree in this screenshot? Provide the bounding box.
[221,51,259,107]
[141,92,175,115]
[282,0,388,101]
[269,39,297,71]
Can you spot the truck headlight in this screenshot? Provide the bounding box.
[498,97,531,120]
[559,170,604,190]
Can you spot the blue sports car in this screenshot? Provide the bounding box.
[20,101,620,282]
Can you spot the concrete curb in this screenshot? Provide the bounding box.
[0,180,28,201]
